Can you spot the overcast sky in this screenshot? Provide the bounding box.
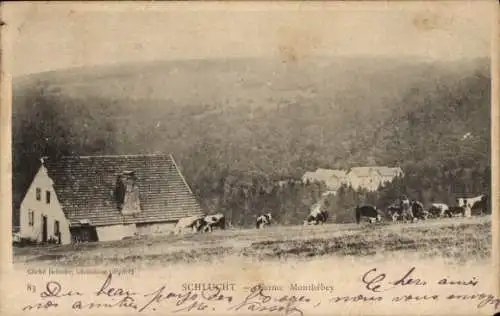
[3,1,495,77]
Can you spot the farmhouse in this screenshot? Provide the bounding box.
[302,168,348,192]
[347,166,403,191]
[18,154,203,245]
[276,179,302,188]
[377,167,404,184]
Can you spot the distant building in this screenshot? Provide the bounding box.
[321,190,337,197]
[301,171,318,184]
[18,154,203,245]
[276,179,302,188]
[301,168,349,192]
[377,166,404,185]
[347,166,403,191]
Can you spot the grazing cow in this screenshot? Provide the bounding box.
[256,213,273,229]
[201,213,226,232]
[444,206,466,218]
[355,205,382,224]
[387,202,402,222]
[458,194,488,216]
[304,203,329,225]
[427,203,449,218]
[174,215,206,235]
[411,200,428,221]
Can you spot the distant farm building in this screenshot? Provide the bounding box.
[276,179,303,188]
[302,166,403,193]
[301,168,349,193]
[18,154,203,245]
[347,166,403,191]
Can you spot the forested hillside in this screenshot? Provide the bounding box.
[12,57,490,227]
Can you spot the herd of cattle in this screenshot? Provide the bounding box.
[298,193,488,225]
[355,194,489,224]
[173,194,489,234]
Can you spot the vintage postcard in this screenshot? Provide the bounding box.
[0,1,498,315]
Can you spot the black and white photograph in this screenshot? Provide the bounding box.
[2,2,498,315]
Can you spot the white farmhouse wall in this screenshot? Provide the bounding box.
[136,222,176,235]
[20,166,71,245]
[96,224,137,242]
[347,175,381,192]
[380,176,395,187]
[380,176,391,184]
[347,175,362,190]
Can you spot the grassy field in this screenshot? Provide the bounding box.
[13,216,491,268]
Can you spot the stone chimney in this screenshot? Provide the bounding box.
[116,171,141,215]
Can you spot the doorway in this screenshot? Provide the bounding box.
[69,226,99,243]
[41,215,48,243]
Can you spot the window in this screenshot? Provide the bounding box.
[54,220,60,235]
[45,191,51,204]
[35,188,41,201]
[28,210,34,226]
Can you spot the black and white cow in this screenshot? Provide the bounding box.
[427,203,449,218]
[411,200,428,221]
[444,206,466,218]
[201,213,226,232]
[355,205,382,224]
[304,203,329,225]
[387,202,402,222]
[256,213,273,229]
[174,215,206,235]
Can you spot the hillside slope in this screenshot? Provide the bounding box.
[12,57,491,226]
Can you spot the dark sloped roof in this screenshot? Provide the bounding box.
[42,154,203,226]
